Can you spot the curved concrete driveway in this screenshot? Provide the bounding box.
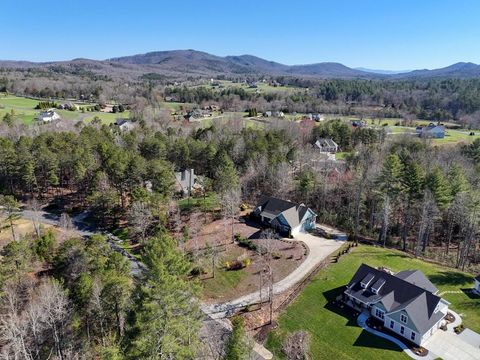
[203,232,344,319]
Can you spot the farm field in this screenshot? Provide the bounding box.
[0,94,129,125]
[192,80,303,94]
[387,125,480,144]
[266,244,479,360]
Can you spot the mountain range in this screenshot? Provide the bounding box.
[2,49,480,80]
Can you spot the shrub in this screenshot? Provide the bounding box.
[454,325,465,334]
[240,203,249,211]
[226,259,244,270]
[242,258,251,267]
[190,266,206,276]
[237,237,257,251]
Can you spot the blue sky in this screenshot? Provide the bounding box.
[2,0,480,70]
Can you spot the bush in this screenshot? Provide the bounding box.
[454,325,465,334]
[190,266,207,276]
[237,237,257,251]
[242,258,251,267]
[240,203,249,211]
[272,252,282,259]
[226,259,244,271]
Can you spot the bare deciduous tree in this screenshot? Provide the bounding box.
[128,201,153,243]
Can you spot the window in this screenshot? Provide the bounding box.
[375,308,385,320]
[400,314,408,324]
[411,332,416,341]
[389,320,394,329]
[400,326,405,335]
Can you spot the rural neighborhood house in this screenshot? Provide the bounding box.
[253,196,317,237]
[37,110,61,122]
[344,264,450,346]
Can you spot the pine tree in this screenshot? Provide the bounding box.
[128,234,202,359]
[400,161,424,250]
[376,154,403,246]
[224,317,252,360]
[447,164,469,197]
[426,167,452,210]
[214,152,238,194]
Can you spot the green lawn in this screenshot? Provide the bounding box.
[387,125,480,144]
[0,94,130,125]
[335,151,351,160]
[202,265,248,300]
[177,192,219,212]
[266,245,479,360]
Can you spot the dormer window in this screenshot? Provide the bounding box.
[371,278,386,294]
[400,314,408,324]
[360,273,375,289]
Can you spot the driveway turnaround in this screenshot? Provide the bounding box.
[423,329,480,360]
[202,232,344,319]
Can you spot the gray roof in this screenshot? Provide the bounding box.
[315,138,338,149]
[255,196,315,229]
[396,270,438,294]
[345,264,443,335]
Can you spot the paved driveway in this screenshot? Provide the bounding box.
[203,232,344,318]
[424,329,480,360]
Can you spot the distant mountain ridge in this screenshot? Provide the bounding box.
[1,50,480,79]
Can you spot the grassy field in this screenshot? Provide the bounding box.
[266,244,479,360]
[0,94,129,125]
[387,125,480,144]
[0,217,54,248]
[191,80,303,95]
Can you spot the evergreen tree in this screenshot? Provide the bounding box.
[214,152,238,194]
[376,154,403,246]
[426,167,452,210]
[447,164,469,197]
[224,317,252,360]
[128,234,202,359]
[400,160,424,250]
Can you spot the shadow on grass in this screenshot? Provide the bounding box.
[353,330,403,352]
[461,288,480,300]
[323,286,358,327]
[429,271,473,286]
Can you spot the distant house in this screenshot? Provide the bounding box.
[185,109,211,122]
[263,111,285,118]
[351,120,367,128]
[113,119,135,131]
[312,113,324,122]
[315,138,339,153]
[175,169,203,196]
[344,264,449,346]
[416,123,446,139]
[253,196,317,237]
[37,110,61,123]
[474,275,480,294]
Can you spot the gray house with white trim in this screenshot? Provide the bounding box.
[253,196,316,237]
[344,264,449,345]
